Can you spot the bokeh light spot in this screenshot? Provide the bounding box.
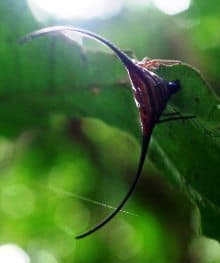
[108,220,141,260]
[27,0,123,21]
[54,199,90,236]
[31,250,58,263]
[153,0,191,15]
[0,244,30,263]
[0,138,13,164]
[0,184,35,219]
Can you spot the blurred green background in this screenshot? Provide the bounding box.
[0,0,220,262]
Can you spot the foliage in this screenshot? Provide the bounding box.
[0,0,220,262]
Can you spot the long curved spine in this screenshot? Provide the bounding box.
[19,26,134,69]
[76,134,151,239]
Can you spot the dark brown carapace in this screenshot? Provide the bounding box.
[20,26,185,239]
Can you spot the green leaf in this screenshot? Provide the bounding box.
[153,64,220,240]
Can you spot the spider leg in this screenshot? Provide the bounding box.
[162,112,181,117]
[157,115,196,124]
[138,59,181,70]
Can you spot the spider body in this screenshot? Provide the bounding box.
[128,64,180,134]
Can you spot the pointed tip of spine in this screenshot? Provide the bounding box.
[18,36,30,44]
[75,232,91,239]
[18,32,37,44]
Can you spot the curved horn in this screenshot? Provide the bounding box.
[19,26,134,68]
